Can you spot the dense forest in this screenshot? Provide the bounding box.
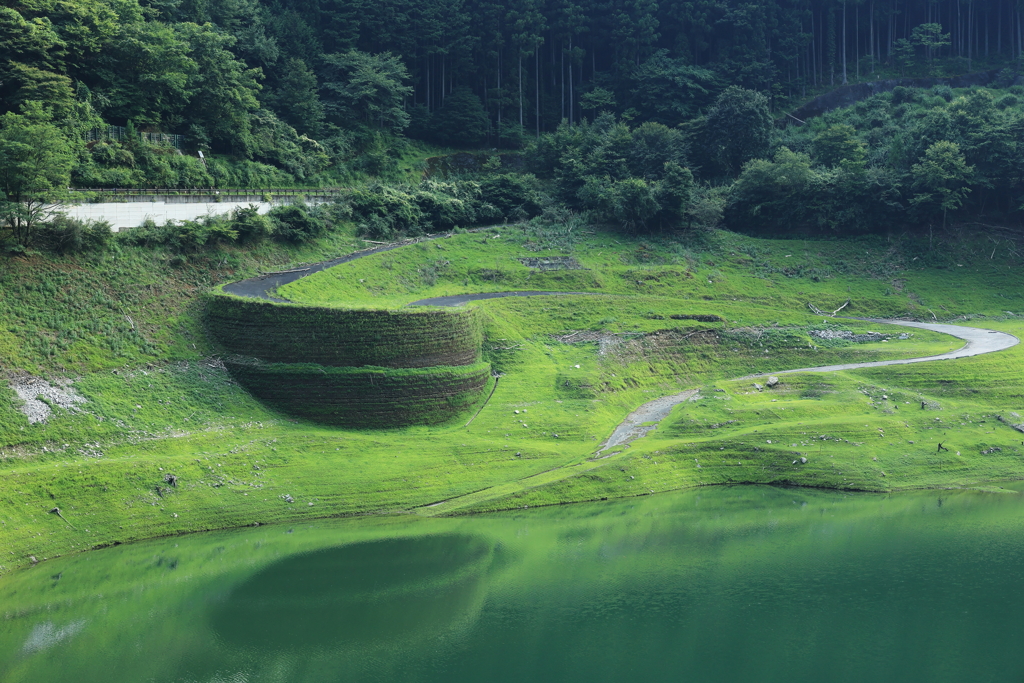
[3,0,1024,245]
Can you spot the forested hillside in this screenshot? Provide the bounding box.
[3,0,1024,243]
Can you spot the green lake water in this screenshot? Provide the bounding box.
[3,485,1024,682]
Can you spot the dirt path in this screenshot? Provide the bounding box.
[592,320,1018,456]
[223,227,507,301]
[223,237,446,301]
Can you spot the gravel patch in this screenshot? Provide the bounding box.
[8,375,87,424]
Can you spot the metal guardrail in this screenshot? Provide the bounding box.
[68,187,350,200]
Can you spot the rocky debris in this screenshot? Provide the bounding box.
[753,383,764,391]
[766,376,780,387]
[518,256,584,271]
[163,474,178,487]
[551,330,643,356]
[982,447,1003,454]
[997,415,1024,433]
[281,494,295,503]
[810,329,889,342]
[8,374,87,424]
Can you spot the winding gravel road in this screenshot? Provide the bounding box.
[222,244,1019,455]
[596,319,1018,454]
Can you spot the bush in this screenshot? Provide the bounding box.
[931,85,954,102]
[167,216,238,252]
[268,201,327,244]
[348,183,424,240]
[413,180,485,229]
[890,86,918,105]
[994,94,1019,110]
[118,215,237,252]
[348,180,502,239]
[229,205,274,243]
[479,174,544,220]
[36,216,113,253]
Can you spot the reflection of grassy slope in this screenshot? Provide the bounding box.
[3,486,1024,682]
[2,226,1024,573]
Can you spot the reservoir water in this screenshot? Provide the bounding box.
[3,485,1024,682]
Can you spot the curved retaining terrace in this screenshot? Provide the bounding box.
[214,238,1019,434]
[209,234,499,427]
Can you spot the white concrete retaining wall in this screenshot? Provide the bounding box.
[60,195,330,231]
[62,200,275,231]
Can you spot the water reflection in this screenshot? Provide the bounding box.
[4,486,1024,683]
[210,534,495,651]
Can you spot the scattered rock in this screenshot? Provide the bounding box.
[800,457,808,464]
[754,383,764,391]
[163,474,178,487]
[29,556,37,564]
[766,376,780,387]
[8,374,87,424]
[518,256,583,271]
[997,415,1024,433]
[282,494,294,503]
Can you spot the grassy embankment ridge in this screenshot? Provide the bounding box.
[2,222,1024,574]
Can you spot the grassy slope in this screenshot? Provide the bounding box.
[1,223,1023,574]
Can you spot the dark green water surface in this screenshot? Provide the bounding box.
[4,485,1024,683]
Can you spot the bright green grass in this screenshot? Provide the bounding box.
[2,225,1023,575]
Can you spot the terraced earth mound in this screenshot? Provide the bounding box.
[206,289,490,427]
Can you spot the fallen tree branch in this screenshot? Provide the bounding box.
[49,507,75,529]
[808,299,850,317]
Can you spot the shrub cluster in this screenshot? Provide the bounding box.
[530,113,700,233]
[33,216,113,254]
[118,201,336,253]
[347,178,542,240]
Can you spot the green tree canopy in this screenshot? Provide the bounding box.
[700,86,773,177]
[911,140,975,226]
[321,50,413,133]
[0,103,74,247]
